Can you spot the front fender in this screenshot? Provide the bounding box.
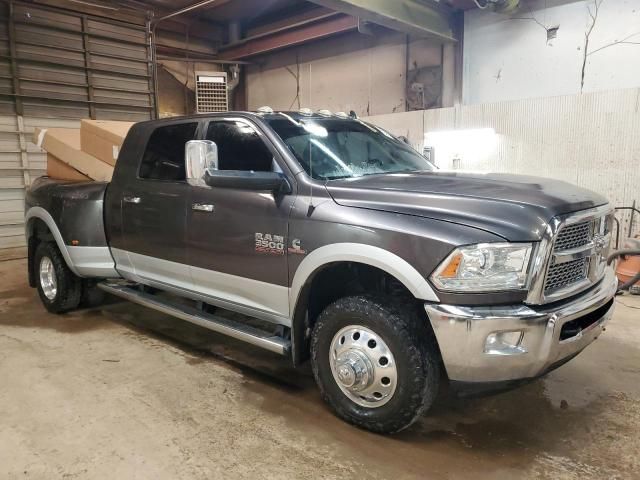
[289,242,440,317]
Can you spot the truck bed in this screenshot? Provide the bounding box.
[25,177,116,282]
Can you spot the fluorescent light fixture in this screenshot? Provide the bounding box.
[424,128,497,170]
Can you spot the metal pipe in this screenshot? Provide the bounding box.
[619,271,640,291]
[630,200,636,238]
[614,206,640,214]
[607,248,640,265]
[148,18,160,118]
[152,0,222,25]
[156,55,249,65]
[228,21,241,44]
[227,63,240,92]
[614,205,640,240]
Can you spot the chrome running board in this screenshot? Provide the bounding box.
[98,281,290,355]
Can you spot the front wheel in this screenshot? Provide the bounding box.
[310,295,440,434]
[34,242,82,314]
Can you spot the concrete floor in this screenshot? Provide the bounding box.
[0,257,639,480]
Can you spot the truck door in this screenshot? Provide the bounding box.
[186,118,294,321]
[118,120,199,288]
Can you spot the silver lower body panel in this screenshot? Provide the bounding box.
[68,246,119,278]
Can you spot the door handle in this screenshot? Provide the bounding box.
[192,203,214,212]
[123,196,141,204]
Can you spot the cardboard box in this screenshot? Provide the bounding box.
[34,127,113,181]
[80,119,134,166]
[46,153,91,181]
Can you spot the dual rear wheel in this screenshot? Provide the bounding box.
[34,242,103,313]
[34,241,82,313]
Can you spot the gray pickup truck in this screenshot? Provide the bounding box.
[25,110,617,433]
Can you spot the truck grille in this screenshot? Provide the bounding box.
[544,220,593,294]
[527,206,612,304]
[545,257,589,292]
[542,211,611,298]
[553,221,591,251]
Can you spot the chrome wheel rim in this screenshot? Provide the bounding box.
[39,256,57,301]
[329,325,398,408]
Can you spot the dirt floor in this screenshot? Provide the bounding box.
[0,257,639,480]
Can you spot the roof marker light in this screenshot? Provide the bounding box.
[299,107,314,116]
[317,109,332,116]
[257,106,273,113]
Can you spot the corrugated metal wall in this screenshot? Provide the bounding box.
[365,88,640,239]
[0,1,154,249]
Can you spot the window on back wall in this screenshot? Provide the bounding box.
[139,122,198,181]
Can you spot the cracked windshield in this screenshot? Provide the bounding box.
[267,116,436,180]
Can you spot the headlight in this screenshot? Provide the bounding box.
[431,243,533,292]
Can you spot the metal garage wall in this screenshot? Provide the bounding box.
[246,31,442,117]
[0,1,154,249]
[365,88,640,238]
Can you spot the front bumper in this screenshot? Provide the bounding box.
[425,266,617,383]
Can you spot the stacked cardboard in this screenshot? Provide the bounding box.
[80,120,135,166]
[34,120,134,182]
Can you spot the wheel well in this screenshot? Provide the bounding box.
[291,261,425,365]
[26,218,55,287]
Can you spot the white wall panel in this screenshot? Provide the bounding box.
[463,0,640,104]
[366,88,640,239]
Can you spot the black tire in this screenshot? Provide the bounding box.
[311,295,440,434]
[34,241,82,314]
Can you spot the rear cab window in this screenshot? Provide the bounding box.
[139,122,199,181]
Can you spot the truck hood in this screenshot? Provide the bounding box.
[325,171,608,241]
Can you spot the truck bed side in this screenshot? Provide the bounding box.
[25,177,118,285]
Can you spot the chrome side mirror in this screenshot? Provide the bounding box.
[185,140,218,181]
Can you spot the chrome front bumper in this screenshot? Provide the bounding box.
[425,267,617,383]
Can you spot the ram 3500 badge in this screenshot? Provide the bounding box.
[25,109,616,434]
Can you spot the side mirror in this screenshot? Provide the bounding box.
[185,140,218,181]
[204,170,290,193]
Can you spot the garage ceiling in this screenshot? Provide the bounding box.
[143,0,302,24]
[306,0,456,41]
[142,0,461,44]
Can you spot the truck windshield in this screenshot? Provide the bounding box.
[266,116,436,180]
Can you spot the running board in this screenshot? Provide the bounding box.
[98,281,290,355]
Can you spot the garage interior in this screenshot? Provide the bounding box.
[1,0,639,478]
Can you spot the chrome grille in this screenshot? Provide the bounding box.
[553,221,591,251]
[540,209,612,298]
[545,258,589,293]
[527,205,612,305]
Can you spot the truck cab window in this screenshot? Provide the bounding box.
[206,120,273,172]
[139,122,198,181]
